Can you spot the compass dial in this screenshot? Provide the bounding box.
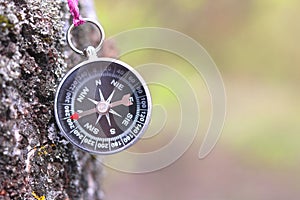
[54,58,151,154]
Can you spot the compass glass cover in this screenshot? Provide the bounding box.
[55,58,151,154]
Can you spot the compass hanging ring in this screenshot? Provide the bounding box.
[66,18,105,56]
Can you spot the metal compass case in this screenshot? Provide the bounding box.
[54,19,152,154]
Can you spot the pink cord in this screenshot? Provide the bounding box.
[67,0,85,26]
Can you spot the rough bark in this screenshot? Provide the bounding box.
[0,0,115,199]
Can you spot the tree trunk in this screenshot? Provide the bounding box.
[0,0,113,199]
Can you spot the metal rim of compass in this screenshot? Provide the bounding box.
[54,57,152,155]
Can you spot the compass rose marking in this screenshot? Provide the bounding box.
[106,89,115,103]
[99,88,105,102]
[95,114,103,125]
[95,79,101,86]
[88,97,98,105]
[105,114,111,126]
[109,109,122,117]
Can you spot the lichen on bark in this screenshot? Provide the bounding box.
[0,0,106,199]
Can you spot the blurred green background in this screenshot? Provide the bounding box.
[94,0,300,199]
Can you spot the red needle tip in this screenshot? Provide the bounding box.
[70,113,79,120]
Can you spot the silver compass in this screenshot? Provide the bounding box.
[54,19,151,154]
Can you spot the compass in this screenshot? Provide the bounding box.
[54,19,151,154]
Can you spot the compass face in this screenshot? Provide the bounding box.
[54,58,151,154]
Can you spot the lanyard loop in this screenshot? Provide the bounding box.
[67,0,85,26]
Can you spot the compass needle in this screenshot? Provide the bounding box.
[110,94,133,108]
[123,94,133,106]
[71,108,97,120]
[70,113,79,120]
